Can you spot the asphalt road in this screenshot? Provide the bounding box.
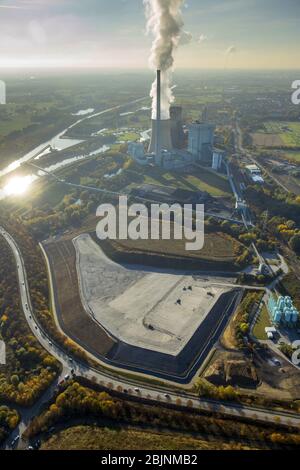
[1,226,300,450]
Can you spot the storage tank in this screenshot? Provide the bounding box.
[285,297,293,308]
[284,308,292,323]
[273,308,282,324]
[291,308,299,323]
[278,296,285,310]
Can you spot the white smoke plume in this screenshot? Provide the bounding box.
[144,0,186,120]
[224,45,237,68]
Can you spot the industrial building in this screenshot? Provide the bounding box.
[265,326,277,340]
[245,164,265,184]
[128,69,223,171]
[188,121,215,164]
[212,149,225,171]
[268,295,299,326]
[170,106,185,149]
[128,142,145,161]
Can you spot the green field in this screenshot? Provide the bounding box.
[112,230,239,262]
[252,304,272,340]
[284,151,300,163]
[118,131,140,142]
[126,164,231,198]
[41,425,258,451]
[0,111,33,139]
[264,121,300,147]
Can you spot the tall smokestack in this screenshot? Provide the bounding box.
[155,70,162,166]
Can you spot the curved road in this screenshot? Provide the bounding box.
[1,226,300,450]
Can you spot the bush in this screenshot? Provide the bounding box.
[289,234,300,255]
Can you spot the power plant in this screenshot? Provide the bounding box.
[148,70,172,164]
[128,69,224,172]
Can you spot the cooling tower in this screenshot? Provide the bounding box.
[148,70,172,165]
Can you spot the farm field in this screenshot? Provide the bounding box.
[251,133,283,147]
[252,122,300,148]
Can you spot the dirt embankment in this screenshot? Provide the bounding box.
[94,237,240,273]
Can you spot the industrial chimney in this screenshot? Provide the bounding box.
[148,70,172,165]
[155,69,162,166]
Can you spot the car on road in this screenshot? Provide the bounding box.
[11,436,20,447]
[64,374,70,380]
[49,341,53,346]
[134,388,140,393]
[164,394,171,400]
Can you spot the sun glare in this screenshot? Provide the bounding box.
[3,176,34,197]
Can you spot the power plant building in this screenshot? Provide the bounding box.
[170,106,185,149]
[188,122,215,163]
[212,149,225,171]
[129,69,219,170]
[128,142,145,161]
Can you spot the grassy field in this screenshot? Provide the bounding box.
[118,131,140,142]
[279,273,300,311]
[41,425,258,450]
[264,122,300,147]
[253,122,300,149]
[112,231,239,262]
[252,304,272,340]
[222,291,264,349]
[284,151,300,163]
[126,164,231,198]
[0,111,33,139]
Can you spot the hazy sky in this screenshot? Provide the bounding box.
[0,0,299,69]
